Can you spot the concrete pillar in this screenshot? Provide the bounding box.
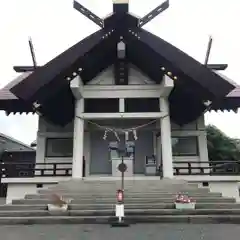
[72,98,84,179]
[160,97,173,178]
[119,98,125,113]
[156,128,162,168]
[35,135,46,164]
[36,117,46,164]
[197,115,209,173]
[84,131,90,177]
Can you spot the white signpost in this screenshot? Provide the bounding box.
[115,204,124,222]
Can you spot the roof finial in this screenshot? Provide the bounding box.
[113,0,129,14]
[113,0,129,3]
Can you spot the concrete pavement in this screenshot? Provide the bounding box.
[0,224,240,240]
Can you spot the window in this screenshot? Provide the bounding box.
[45,138,73,157]
[124,98,160,112]
[84,99,119,113]
[172,136,198,156]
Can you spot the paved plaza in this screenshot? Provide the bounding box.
[1,224,240,240]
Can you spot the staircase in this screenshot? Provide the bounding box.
[1,179,240,224]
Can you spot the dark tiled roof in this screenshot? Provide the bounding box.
[227,86,240,97]
[215,72,238,87]
[215,72,240,98]
[0,132,35,150]
[0,73,32,100]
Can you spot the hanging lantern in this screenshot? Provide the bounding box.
[133,129,138,140]
[103,130,108,140]
[114,131,121,142]
[116,189,124,203]
[125,131,129,141]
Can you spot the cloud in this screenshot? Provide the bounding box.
[0,112,38,145]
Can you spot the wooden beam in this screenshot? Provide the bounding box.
[77,112,167,119]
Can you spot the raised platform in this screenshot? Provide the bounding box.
[1,179,240,224]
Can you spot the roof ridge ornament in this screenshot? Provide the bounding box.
[113,0,129,3]
[73,0,104,28]
[13,37,41,73]
[74,0,170,28]
[204,36,228,71]
[138,0,169,27]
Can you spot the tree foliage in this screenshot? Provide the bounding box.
[206,125,240,161]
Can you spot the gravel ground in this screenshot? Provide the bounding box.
[0,224,240,240]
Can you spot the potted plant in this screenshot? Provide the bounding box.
[175,193,196,210]
[47,194,72,212]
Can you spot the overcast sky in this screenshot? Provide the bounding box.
[0,0,240,145]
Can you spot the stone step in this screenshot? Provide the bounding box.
[69,203,240,210]
[38,188,211,195]
[26,192,222,200]
[55,183,198,187]
[2,202,240,211]
[57,179,191,185]
[1,209,240,217]
[0,205,47,211]
[51,183,200,188]
[51,182,199,189]
[12,197,235,205]
[47,187,203,193]
[0,214,240,225]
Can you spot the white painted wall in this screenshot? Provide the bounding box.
[6,183,55,204]
[175,175,240,202]
[203,182,240,202]
[36,117,74,164]
[36,116,91,175]
[155,115,209,173]
[3,177,72,204]
[35,67,209,177]
[87,64,155,85]
[36,115,209,176]
[171,115,209,174]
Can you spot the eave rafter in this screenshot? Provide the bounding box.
[125,28,235,100]
[10,28,118,104]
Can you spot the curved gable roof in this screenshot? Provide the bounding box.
[0,9,239,125]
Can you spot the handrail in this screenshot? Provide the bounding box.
[1,162,72,178]
[1,162,71,165]
[155,161,240,176]
[172,161,240,176]
[2,160,240,178]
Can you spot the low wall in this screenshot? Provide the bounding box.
[200,182,240,202]
[3,177,71,204]
[3,176,240,204]
[175,176,240,202]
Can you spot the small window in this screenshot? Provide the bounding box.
[45,138,73,157]
[84,99,119,113]
[202,182,209,187]
[124,98,160,112]
[172,136,199,156]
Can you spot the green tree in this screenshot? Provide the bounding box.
[206,125,240,161]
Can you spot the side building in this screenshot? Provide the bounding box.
[0,132,35,198]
